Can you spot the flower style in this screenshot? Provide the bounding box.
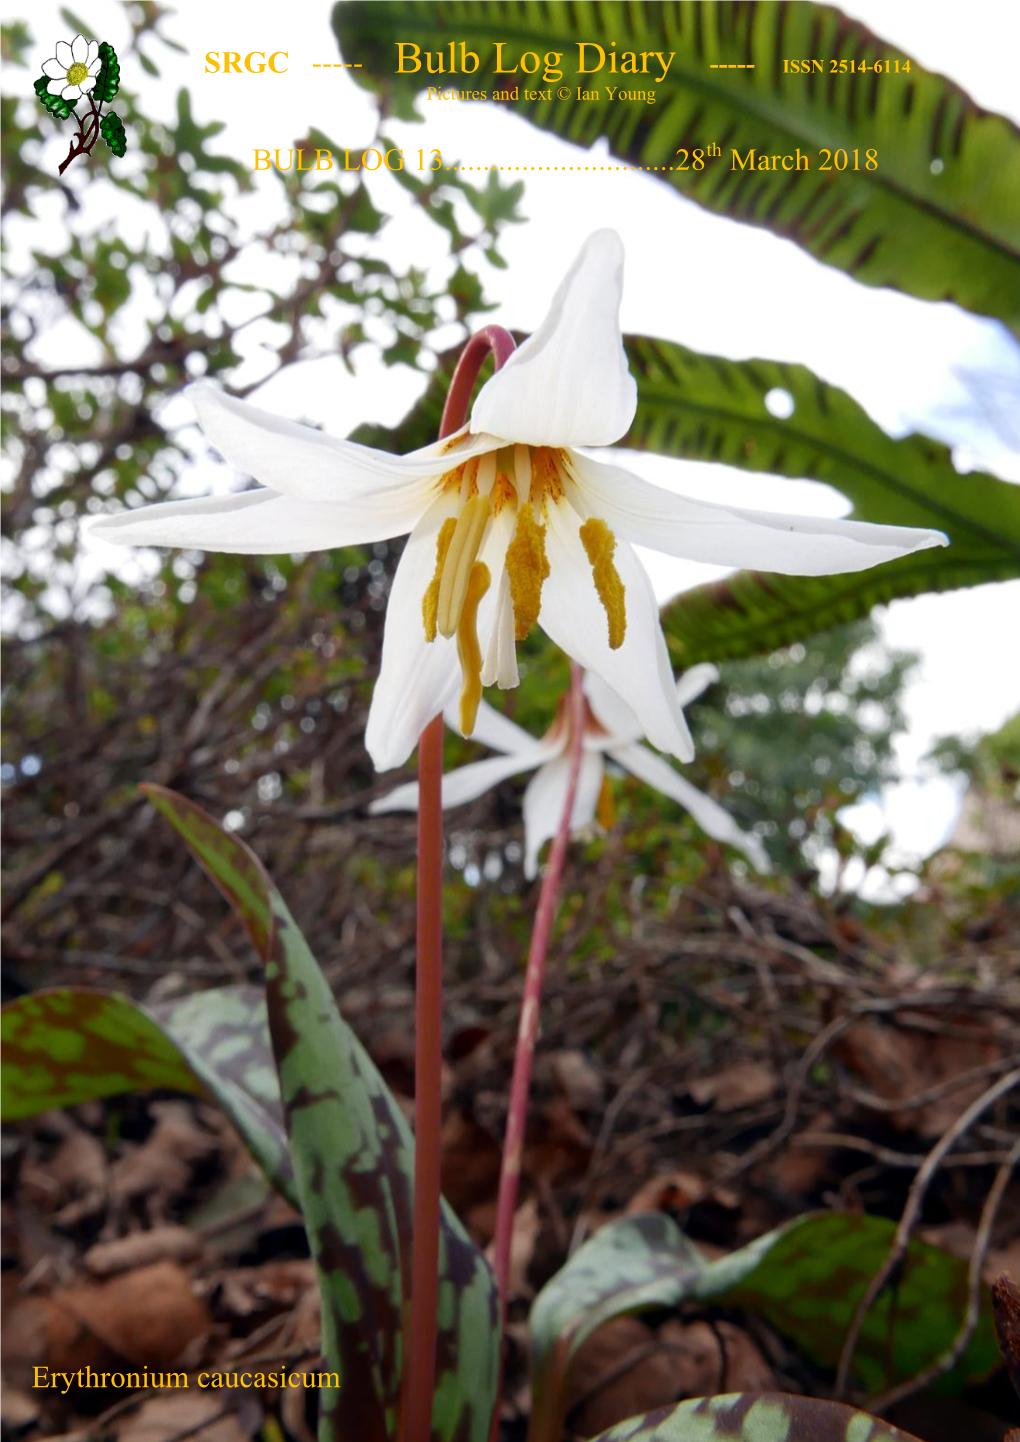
[90,231,947,773]
[40,35,102,102]
[371,666,771,879]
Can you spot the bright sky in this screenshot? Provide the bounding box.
[5,0,1019,890]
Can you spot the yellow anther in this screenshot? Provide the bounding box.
[457,562,490,736]
[579,517,626,650]
[436,494,492,638]
[422,518,457,642]
[596,775,615,830]
[505,503,550,642]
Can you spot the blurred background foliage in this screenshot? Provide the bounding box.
[2,3,1018,1004]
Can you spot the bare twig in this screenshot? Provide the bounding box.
[867,1135,1020,1412]
[834,1067,1020,1398]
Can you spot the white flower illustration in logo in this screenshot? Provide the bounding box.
[40,34,102,103]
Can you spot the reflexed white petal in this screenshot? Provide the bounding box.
[55,40,73,67]
[85,39,98,65]
[70,34,88,62]
[470,231,637,448]
[371,750,541,816]
[569,453,948,574]
[43,58,65,78]
[522,751,604,879]
[583,672,641,747]
[79,75,97,92]
[540,502,694,762]
[61,83,82,98]
[365,494,463,772]
[611,743,771,872]
[448,698,547,758]
[87,486,411,553]
[187,384,494,515]
[675,663,720,709]
[87,57,102,74]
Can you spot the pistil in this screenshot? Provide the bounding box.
[456,562,491,733]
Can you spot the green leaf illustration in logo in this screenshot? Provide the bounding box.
[34,74,74,121]
[100,112,127,157]
[95,40,120,102]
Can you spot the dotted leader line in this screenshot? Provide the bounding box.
[710,63,755,68]
[312,62,362,68]
[439,165,716,172]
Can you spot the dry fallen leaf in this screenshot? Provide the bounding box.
[111,1103,217,1220]
[835,1017,1004,1135]
[523,1098,592,1187]
[567,1315,775,1438]
[440,1109,502,1215]
[689,1060,776,1112]
[0,1384,41,1432]
[4,1260,211,1401]
[208,1259,316,1329]
[625,1170,707,1214]
[115,1391,252,1442]
[485,1196,541,1302]
[86,1226,203,1277]
[550,1050,604,1111]
[280,1357,322,1442]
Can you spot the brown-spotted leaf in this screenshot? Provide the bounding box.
[529,1210,998,1442]
[1,984,295,1206]
[585,1393,920,1441]
[696,1211,999,1396]
[529,1214,705,1442]
[145,785,499,1442]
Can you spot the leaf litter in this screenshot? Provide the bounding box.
[1,866,1018,1441]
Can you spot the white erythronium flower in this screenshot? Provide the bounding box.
[89,230,947,773]
[371,666,771,880]
[41,35,101,102]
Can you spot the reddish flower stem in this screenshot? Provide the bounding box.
[403,324,515,1442]
[403,711,445,1442]
[489,662,585,1435]
[440,326,518,439]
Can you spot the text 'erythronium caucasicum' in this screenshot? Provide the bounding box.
[372,666,770,879]
[90,231,948,772]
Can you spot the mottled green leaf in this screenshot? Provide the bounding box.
[335,0,1020,332]
[1,984,296,1206]
[529,1211,998,1442]
[529,1214,704,1442]
[699,1212,999,1396]
[144,785,499,1442]
[585,1392,920,1442]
